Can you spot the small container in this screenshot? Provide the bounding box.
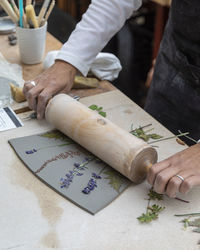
[16,21,47,64]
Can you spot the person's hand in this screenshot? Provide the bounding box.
[23,60,77,119]
[147,143,200,197]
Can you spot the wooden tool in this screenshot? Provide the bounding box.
[37,0,50,26]
[10,0,19,18]
[45,94,158,183]
[44,0,55,23]
[10,77,99,103]
[26,0,32,6]
[25,4,38,28]
[0,0,18,24]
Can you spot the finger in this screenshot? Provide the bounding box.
[26,84,43,111]
[147,160,170,185]
[153,166,180,194]
[165,174,187,198]
[180,175,200,194]
[36,88,54,120]
[23,81,35,96]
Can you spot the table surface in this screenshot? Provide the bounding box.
[0,32,115,98]
[0,32,200,250]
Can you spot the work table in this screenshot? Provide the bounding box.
[0,32,200,250]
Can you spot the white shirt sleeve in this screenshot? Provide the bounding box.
[55,0,142,76]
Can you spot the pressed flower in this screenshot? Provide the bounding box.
[82,178,97,194]
[25,149,37,154]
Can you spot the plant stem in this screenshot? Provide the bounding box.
[175,197,190,203]
[148,132,189,144]
[174,213,200,217]
[130,123,152,133]
[178,130,198,143]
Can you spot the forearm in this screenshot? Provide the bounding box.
[56,0,142,76]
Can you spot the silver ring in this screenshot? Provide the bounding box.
[27,81,36,87]
[175,175,185,182]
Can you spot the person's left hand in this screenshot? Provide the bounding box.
[147,143,200,197]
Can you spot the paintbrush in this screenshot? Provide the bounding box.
[44,0,55,22]
[0,0,18,24]
[37,0,50,26]
[25,4,38,28]
[10,0,19,17]
[26,0,31,5]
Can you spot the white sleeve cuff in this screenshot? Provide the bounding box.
[56,51,89,76]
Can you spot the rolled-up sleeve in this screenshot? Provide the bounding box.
[56,0,142,76]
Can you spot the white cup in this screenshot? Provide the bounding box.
[16,22,47,64]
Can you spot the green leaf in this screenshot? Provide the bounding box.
[138,134,150,142]
[137,212,158,223]
[40,130,74,144]
[135,128,145,136]
[98,111,106,117]
[148,188,163,201]
[181,218,190,229]
[193,227,200,233]
[88,104,107,117]
[96,107,103,111]
[148,204,165,213]
[89,104,98,110]
[188,218,200,227]
[103,169,124,193]
[149,134,163,140]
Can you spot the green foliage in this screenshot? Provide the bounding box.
[138,204,165,223]
[137,212,158,223]
[89,104,98,110]
[40,130,74,144]
[130,127,163,142]
[181,218,190,229]
[137,187,165,224]
[176,213,200,243]
[89,104,107,117]
[148,204,165,213]
[193,228,200,233]
[98,111,106,117]
[148,188,163,201]
[103,169,124,193]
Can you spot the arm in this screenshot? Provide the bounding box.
[23,0,142,119]
[56,0,142,76]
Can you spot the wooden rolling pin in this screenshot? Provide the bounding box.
[45,94,158,183]
[10,76,99,103]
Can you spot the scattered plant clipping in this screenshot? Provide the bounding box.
[130,124,163,142]
[89,104,106,117]
[137,188,165,223]
[175,212,200,244]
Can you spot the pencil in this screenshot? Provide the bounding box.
[25,4,38,28]
[37,0,50,26]
[44,0,55,22]
[0,0,18,24]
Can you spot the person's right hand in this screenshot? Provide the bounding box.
[23,60,77,120]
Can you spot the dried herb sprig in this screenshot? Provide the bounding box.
[148,132,189,144]
[89,104,106,117]
[137,187,165,223]
[130,125,163,142]
[175,212,200,244]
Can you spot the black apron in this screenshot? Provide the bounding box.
[145,0,200,145]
